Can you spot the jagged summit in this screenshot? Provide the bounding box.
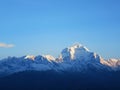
[43,55,55,61]
[60,43,95,61]
[25,55,35,60]
[70,43,89,52]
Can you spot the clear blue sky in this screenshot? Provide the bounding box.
[0,0,120,59]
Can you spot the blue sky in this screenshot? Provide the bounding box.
[0,0,120,59]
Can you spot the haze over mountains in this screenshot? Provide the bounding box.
[0,43,120,77]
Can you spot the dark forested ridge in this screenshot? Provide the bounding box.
[0,70,120,90]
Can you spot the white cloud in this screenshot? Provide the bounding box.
[0,43,14,48]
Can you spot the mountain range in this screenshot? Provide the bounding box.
[0,43,120,90]
[0,43,120,77]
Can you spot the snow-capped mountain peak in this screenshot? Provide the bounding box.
[43,55,55,61]
[101,58,120,67]
[24,55,35,60]
[60,43,92,61]
[70,43,89,52]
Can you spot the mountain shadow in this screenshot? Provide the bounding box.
[0,70,120,90]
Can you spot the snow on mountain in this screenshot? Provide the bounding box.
[59,43,101,63]
[60,44,89,60]
[101,58,120,69]
[0,43,120,77]
[57,44,110,72]
[43,55,55,61]
[0,55,54,77]
[25,55,35,60]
